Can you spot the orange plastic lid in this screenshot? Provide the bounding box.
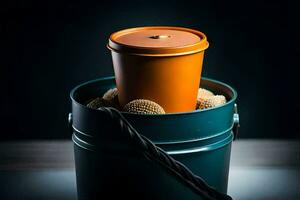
[108,26,209,56]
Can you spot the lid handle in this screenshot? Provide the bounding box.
[149,35,170,39]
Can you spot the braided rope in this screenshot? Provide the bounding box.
[99,107,233,200]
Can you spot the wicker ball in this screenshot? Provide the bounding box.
[103,88,118,101]
[197,88,214,99]
[86,97,109,109]
[123,99,165,114]
[197,95,226,110]
[102,88,120,110]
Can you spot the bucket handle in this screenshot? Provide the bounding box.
[68,112,73,135]
[233,103,240,140]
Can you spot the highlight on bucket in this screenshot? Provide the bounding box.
[69,26,239,200]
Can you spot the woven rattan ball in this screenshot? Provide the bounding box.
[103,88,118,101]
[102,88,120,110]
[197,88,214,99]
[197,95,226,110]
[86,97,110,109]
[123,99,165,114]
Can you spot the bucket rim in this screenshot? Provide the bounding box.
[70,76,237,116]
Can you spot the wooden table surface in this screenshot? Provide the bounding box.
[0,139,299,200]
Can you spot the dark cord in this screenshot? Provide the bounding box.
[99,107,233,200]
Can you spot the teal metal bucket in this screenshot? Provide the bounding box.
[70,77,238,200]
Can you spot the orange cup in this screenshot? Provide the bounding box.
[107,26,209,113]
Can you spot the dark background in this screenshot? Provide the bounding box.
[1,0,298,140]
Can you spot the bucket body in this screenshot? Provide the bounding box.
[107,26,209,113]
[70,77,237,200]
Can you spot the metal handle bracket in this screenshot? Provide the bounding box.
[233,103,240,140]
